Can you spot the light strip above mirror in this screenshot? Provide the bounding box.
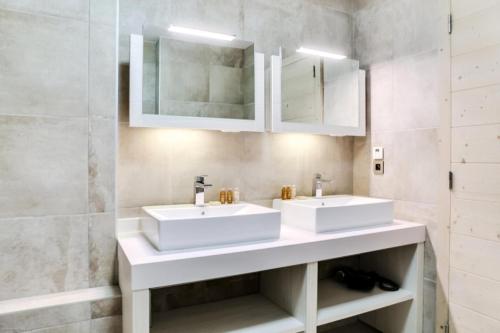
[296,47,346,60]
[168,25,236,41]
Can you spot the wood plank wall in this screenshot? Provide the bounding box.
[449,1,500,331]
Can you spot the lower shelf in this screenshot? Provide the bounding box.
[151,294,304,333]
[317,279,414,325]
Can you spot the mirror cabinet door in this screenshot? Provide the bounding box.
[129,28,264,132]
[271,49,366,136]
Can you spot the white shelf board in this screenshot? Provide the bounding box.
[317,279,414,326]
[0,286,120,316]
[151,294,304,333]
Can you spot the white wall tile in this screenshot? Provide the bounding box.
[89,213,117,287]
[0,116,88,217]
[392,0,441,58]
[393,51,441,130]
[353,0,394,66]
[0,10,88,118]
[170,0,243,38]
[0,215,89,300]
[90,23,117,120]
[0,0,89,21]
[371,129,440,204]
[90,0,117,26]
[89,118,116,213]
[117,125,171,208]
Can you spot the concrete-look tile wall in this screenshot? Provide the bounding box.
[118,0,355,215]
[351,0,448,332]
[0,0,119,331]
[448,1,500,332]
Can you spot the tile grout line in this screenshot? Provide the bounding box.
[88,0,92,292]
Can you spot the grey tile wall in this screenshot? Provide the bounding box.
[0,10,88,118]
[0,0,118,331]
[0,116,88,217]
[0,215,89,300]
[352,0,446,331]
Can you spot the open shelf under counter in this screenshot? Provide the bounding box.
[317,279,414,326]
[118,218,425,333]
[151,294,304,333]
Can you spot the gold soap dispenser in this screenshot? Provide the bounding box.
[219,188,227,204]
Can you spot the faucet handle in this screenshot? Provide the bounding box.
[195,175,208,183]
[314,173,333,183]
[195,175,213,187]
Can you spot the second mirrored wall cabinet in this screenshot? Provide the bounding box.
[271,48,366,136]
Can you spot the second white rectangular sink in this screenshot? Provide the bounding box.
[141,203,281,251]
[281,195,393,233]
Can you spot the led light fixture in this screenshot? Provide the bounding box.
[296,47,346,60]
[168,25,235,41]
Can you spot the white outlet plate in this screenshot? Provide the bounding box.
[373,147,384,160]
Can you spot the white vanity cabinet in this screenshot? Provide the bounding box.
[117,220,424,333]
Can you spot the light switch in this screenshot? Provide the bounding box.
[372,147,384,160]
[373,160,384,175]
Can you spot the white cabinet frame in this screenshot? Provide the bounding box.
[118,219,425,333]
[129,34,266,132]
[270,53,366,136]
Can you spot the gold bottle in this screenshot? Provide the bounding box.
[219,188,227,204]
[227,188,234,204]
[285,185,292,200]
[281,186,287,200]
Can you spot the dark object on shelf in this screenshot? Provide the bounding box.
[377,276,400,291]
[332,266,400,292]
[333,266,376,291]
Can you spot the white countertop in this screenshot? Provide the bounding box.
[118,220,425,290]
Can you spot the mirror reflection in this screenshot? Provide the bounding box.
[142,27,255,120]
[281,50,360,128]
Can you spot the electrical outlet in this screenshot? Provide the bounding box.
[373,147,384,160]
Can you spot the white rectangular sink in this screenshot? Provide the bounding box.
[280,195,393,233]
[141,203,281,251]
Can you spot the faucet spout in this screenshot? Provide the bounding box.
[194,175,212,206]
[312,173,333,198]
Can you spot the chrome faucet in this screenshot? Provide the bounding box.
[312,173,333,198]
[194,175,212,207]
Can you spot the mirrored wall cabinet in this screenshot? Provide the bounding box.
[129,25,265,132]
[271,48,366,136]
